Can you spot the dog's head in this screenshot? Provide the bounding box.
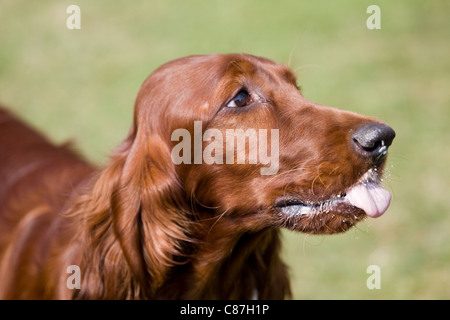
[131,53,395,235]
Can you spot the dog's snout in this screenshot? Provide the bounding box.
[352,123,396,161]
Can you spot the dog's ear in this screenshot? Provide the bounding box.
[110,129,191,295]
[70,127,191,298]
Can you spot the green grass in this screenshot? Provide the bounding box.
[1,0,449,299]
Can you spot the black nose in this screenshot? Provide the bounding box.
[352,123,395,161]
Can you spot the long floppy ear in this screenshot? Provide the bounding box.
[71,127,191,299]
[110,128,192,295]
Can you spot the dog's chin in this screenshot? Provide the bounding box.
[274,200,366,234]
[274,169,392,234]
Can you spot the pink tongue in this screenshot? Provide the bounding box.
[346,183,391,218]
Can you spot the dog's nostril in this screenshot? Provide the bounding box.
[353,136,383,153]
[352,123,395,160]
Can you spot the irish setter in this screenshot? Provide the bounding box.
[0,53,395,299]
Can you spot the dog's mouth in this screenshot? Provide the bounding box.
[274,169,391,234]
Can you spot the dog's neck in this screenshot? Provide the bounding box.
[154,220,291,299]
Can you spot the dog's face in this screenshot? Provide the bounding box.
[134,53,395,235]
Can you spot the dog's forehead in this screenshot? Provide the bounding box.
[219,54,297,86]
[149,54,297,87]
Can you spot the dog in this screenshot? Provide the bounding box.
[0,53,395,299]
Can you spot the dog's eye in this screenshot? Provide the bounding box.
[226,90,253,108]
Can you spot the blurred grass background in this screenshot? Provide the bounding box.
[1,0,449,299]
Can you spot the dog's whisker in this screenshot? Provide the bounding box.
[206,209,229,238]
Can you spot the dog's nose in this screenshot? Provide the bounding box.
[352,123,395,161]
